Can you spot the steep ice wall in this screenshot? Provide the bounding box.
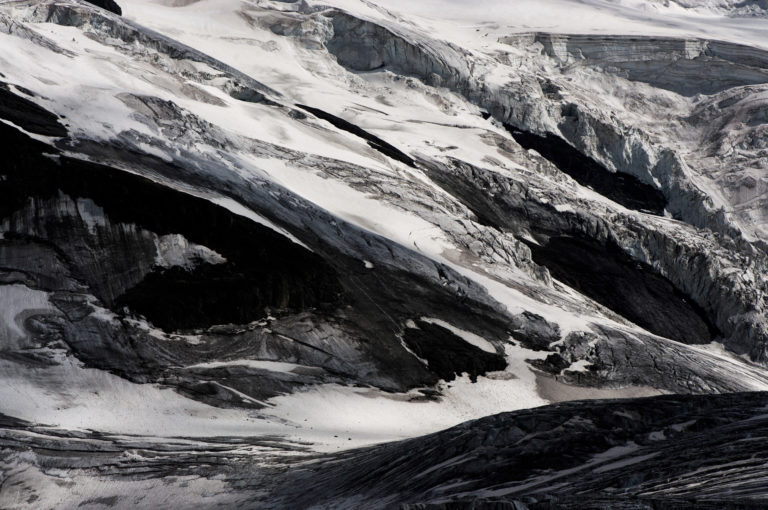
[318,7,768,362]
[0,0,767,478]
[502,33,768,96]
[1,0,768,507]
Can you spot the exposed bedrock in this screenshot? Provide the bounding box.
[0,82,67,137]
[1,97,754,403]
[266,392,768,509]
[3,2,766,400]
[403,320,507,383]
[35,1,761,361]
[296,103,416,167]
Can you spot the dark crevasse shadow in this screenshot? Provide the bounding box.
[297,103,416,167]
[505,125,667,215]
[0,121,343,332]
[523,235,719,344]
[0,83,68,137]
[403,320,507,382]
[420,157,717,345]
[84,0,122,16]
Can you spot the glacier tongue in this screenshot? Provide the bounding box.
[1,0,768,508]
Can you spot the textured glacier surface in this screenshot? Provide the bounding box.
[1,0,768,508]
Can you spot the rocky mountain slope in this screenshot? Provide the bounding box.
[1,0,768,508]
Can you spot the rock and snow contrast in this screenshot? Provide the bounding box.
[1,0,768,508]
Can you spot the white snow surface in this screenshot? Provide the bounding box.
[0,282,549,452]
[338,0,768,49]
[262,342,549,451]
[0,0,766,454]
[419,317,497,353]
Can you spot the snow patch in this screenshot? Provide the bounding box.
[419,317,496,353]
[185,360,315,373]
[154,233,226,269]
[262,342,549,451]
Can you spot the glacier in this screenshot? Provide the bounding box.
[1,0,768,508]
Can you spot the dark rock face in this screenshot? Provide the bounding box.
[83,0,121,16]
[525,236,719,344]
[505,126,667,215]
[0,83,67,137]
[266,392,768,509]
[0,120,446,394]
[403,320,506,382]
[116,260,339,332]
[0,122,343,332]
[320,7,768,362]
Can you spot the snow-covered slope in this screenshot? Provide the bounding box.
[647,0,768,18]
[1,0,768,508]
